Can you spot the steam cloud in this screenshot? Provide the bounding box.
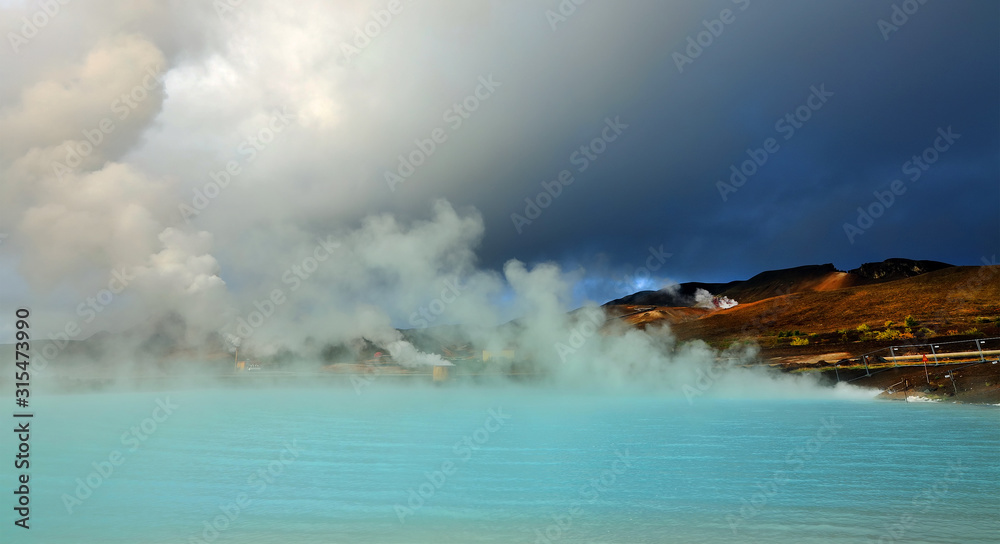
[0,1,862,401]
[694,288,739,310]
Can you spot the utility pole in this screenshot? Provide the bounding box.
[921,353,930,385]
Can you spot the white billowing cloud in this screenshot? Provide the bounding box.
[0,0,695,373]
[0,0,873,405]
[130,228,229,332]
[220,200,502,364]
[0,30,169,276]
[386,339,451,368]
[13,163,169,287]
[0,33,166,163]
[0,17,225,338]
[694,288,739,310]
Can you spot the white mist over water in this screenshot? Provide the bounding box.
[2,185,876,403]
[0,2,852,400]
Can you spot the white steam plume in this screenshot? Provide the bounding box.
[694,288,739,310]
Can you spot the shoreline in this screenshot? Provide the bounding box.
[786,358,1000,404]
[8,363,999,405]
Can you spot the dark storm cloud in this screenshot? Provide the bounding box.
[398,0,999,294]
[1,0,995,340]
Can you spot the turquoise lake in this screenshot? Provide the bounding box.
[3,383,998,543]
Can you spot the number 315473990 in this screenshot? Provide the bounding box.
[15,308,30,395]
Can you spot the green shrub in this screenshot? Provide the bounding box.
[884,320,895,329]
[790,337,809,346]
[857,324,871,332]
[904,315,919,328]
[876,329,902,341]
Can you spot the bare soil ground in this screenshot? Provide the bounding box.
[622,266,1000,344]
[605,266,1000,403]
[806,360,1000,404]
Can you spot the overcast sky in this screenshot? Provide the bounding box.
[1,0,997,340]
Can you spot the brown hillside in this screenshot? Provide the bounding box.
[636,266,1000,343]
[607,305,710,328]
[717,269,870,303]
[606,259,954,308]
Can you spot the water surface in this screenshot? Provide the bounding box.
[5,385,998,543]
